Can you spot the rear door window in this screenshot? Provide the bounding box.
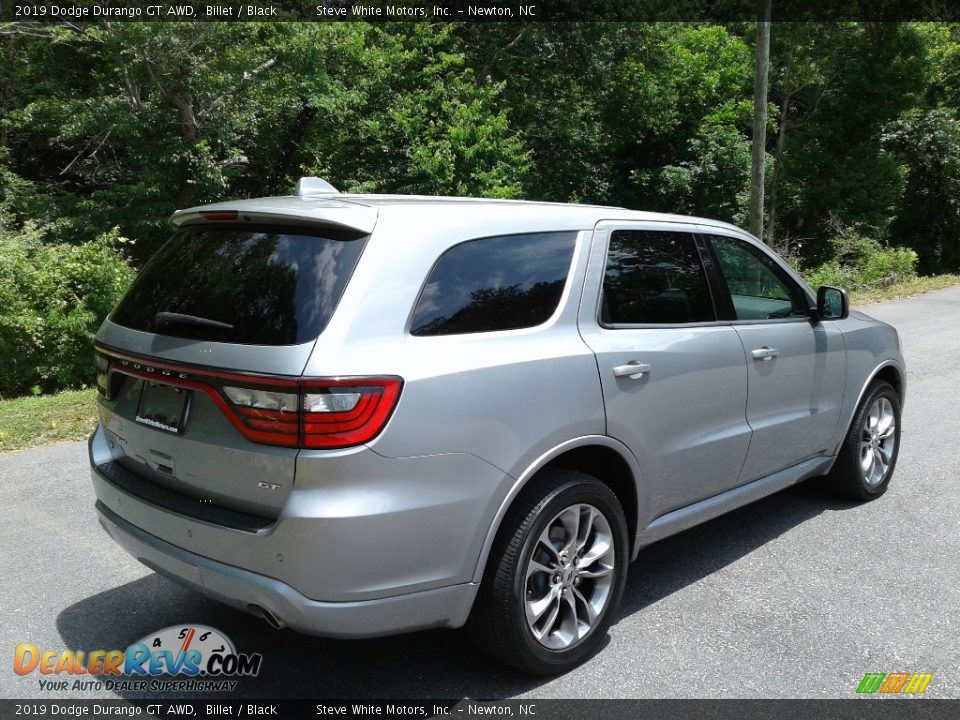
[110,224,367,345]
[601,230,715,325]
[410,232,578,336]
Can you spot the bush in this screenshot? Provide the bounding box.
[801,225,918,292]
[0,224,135,397]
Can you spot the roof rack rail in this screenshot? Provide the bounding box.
[296,177,340,196]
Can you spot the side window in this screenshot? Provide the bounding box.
[601,230,715,325]
[410,231,577,336]
[707,235,808,320]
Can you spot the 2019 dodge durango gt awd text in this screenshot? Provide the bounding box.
[89,178,904,674]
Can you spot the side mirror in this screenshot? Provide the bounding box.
[816,285,849,320]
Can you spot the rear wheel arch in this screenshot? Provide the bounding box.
[471,437,643,584]
[542,446,639,554]
[467,466,631,674]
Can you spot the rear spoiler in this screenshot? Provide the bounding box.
[171,194,378,235]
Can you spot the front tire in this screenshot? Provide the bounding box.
[825,380,901,501]
[467,468,629,675]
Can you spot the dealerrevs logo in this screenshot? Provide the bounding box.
[857,672,934,695]
[14,625,262,693]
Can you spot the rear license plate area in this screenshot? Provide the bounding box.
[136,381,191,434]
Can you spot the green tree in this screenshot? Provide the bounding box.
[460,23,755,217]
[0,222,135,395]
[296,24,530,197]
[882,108,960,273]
[768,23,929,264]
[1,23,293,258]
[0,23,530,261]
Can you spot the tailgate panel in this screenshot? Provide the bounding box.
[99,376,296,519]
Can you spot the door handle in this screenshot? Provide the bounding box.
[751,346,779,361]
[613,362,653,379]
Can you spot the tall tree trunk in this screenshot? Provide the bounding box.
[764,97,789,246]
[170,90,202,209]
[765,51,794,246]
[749,0,772,240]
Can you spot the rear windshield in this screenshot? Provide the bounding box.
[111,224,367,345]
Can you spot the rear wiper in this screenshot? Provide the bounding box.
[155,312,234,331]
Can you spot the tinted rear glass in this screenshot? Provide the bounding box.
[410,231,578,336]
[602,230,715,325]
[111,225,367,345]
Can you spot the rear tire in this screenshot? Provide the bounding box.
[467,468,629,675]
[824,380,901,501]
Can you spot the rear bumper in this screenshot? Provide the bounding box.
[96,499,478,638]
[87,422,506,637]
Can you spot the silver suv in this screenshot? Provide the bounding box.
[90,179,905,674]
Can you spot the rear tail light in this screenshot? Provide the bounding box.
[220,380,401,448]
[94,349,127,399]
[301,381,402,449]
[97,347,402,449]
[95,351,109,397]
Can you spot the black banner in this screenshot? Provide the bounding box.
[2,700,960,720]
[4,0,960,23]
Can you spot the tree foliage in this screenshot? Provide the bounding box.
[882,108,960,273]
[4,21,956,266]
[2,20,960,394]
[0,222,135,396]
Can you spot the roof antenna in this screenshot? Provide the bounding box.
[296,177,340,196]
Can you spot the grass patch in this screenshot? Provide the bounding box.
[850,274,960,305]
[0,388,98,453]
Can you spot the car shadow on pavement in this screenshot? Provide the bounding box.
[617,481,860,620]
[56,481,859,700]
[56,574,536,700]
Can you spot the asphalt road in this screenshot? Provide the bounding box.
[2,286,959,701]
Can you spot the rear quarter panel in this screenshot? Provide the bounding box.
[302,211,605,477]
[302,213,605,579]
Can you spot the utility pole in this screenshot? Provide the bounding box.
[749,0,772,240]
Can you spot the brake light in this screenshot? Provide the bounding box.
[301,381,402,449]
[220,380,402,448]
[94,349,127,399]
[200,210,238,221]
[97,347,402,449]
[94,351,109,397]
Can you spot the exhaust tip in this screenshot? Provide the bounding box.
[248,604,286,630]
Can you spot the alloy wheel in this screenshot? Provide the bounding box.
[523,503,616,650]
[860,396,897,486]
